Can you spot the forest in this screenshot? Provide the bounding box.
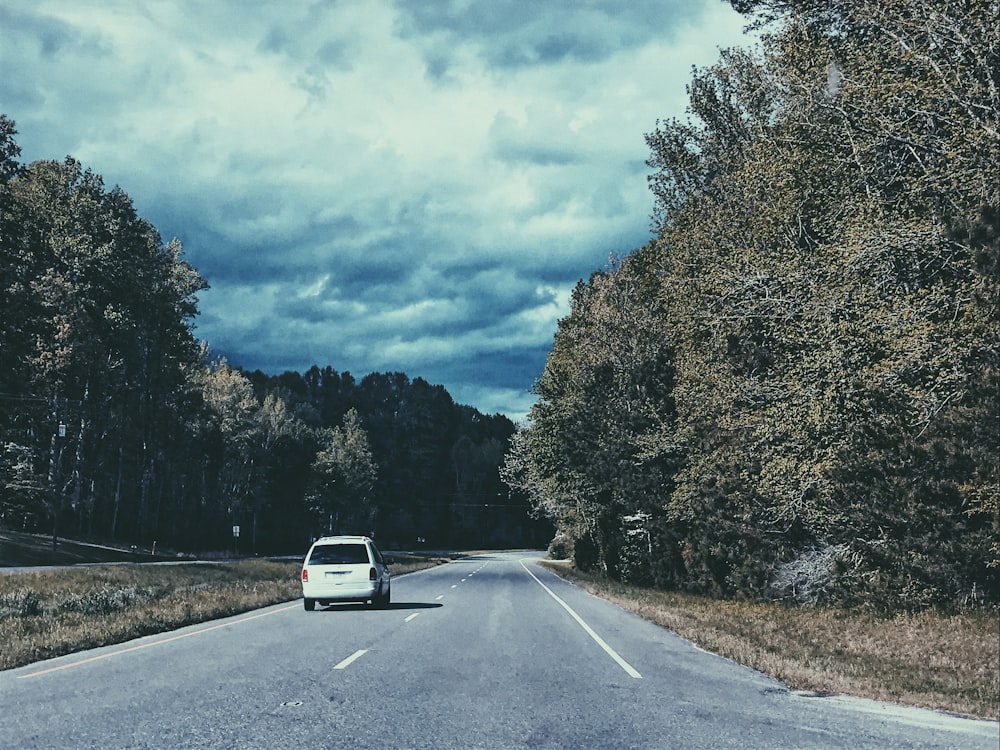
[2,0,997,613]
[0,120,548,553]
[503,0,998,610]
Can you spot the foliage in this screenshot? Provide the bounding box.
[252,367,550,548]
[508,0,998,610]
[306,407,378,534]
[0,118,547,554]
[503,248,681,584]
[0,141,208,548]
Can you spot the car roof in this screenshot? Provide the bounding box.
[312,535,372,544]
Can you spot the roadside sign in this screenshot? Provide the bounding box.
[233,525,240,537]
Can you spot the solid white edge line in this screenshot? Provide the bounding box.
[519,560,642,679]
[333,649,368,670]
[17,602,300,679]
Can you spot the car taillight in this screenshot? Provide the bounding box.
[369,567,377,581]
[302,569,309,582]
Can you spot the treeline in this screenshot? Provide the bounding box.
[0,117,547,554]
[241,366,550,550]
[503,0,998,610]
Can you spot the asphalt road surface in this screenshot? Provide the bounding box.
[1,551,996,749]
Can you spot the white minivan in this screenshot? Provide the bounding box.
[301,535,391,611]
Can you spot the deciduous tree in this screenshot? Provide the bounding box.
[306,408,377,536]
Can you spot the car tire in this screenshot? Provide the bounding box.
[303,597,315,611]
[383,584,391,606]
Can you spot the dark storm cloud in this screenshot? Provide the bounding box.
[1,0,750,419]
[0,5,81,58]
[393,0,710,76]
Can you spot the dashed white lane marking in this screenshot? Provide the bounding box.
[405,613,420,622]
[519,560,642,679]
[435,595,444,600]
[334,649,368,670]
[451,584,458,589]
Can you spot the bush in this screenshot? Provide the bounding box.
[0,588,42,618]
[614,513,655,585]
[770,544,855,605]
[547,532,574,560]
[58,586,157,615]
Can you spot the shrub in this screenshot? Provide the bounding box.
[770,544,855,605]
[0,588,42,618]
[547,532,574,560]
[58,586,157,615]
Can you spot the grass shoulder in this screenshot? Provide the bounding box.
[0,550,452,672]
[539,559,999,721]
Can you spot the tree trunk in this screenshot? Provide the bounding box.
[111,444,124,539]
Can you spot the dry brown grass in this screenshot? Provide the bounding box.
[540,561,999,720]
[386,552,456,575]
[0,554,454,672]
[0,560,303,670]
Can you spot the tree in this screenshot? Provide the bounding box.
[0,115,26,398]
[241,366,523,548]
[639,0,998,605]
[1,115,530,555]
[306,408,377,536]
[248,391,310,552]
[504,247,681,581]
[196,362,261,547]
[0,149,206,549]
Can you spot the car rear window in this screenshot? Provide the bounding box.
[308,543,369,565]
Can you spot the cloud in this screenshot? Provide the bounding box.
[392,0,712,73]
[1,0,751,420]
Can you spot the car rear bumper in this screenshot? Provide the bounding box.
[302,581,379,601]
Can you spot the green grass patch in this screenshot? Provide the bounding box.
[540,560,999,720]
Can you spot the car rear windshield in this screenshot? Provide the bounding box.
[308,543,369,565]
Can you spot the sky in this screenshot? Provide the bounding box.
[1,1,752,421]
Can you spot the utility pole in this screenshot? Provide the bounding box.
[48,395,66,552]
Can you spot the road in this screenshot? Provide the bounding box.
[1,551,996,749]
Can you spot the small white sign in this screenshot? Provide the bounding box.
[232,525,240,537]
